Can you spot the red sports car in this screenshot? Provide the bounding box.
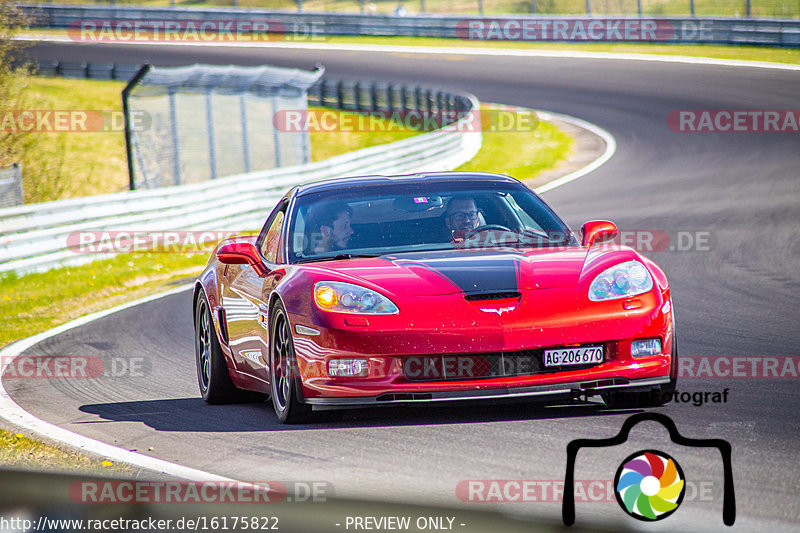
[193,172,676,423]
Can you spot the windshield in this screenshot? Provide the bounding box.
[288,181,577,263]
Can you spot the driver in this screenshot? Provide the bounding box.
[445,195,481,234]
[306,202,354,254]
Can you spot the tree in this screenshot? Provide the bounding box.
[0,0,31,172]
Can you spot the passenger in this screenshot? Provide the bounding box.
[306,203,354,254]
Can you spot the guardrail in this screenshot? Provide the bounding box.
[18,4,800,46]
[0,87,480,274]
[35,59,143,80]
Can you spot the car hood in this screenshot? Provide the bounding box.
[313,248,591,297]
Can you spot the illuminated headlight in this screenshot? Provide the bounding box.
[328,358,369,377]
[632,338,662,357]
[588,260,653,301]
[314,281,399,314]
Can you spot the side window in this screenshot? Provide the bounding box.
[260,210,285,264]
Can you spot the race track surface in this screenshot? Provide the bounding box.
[8,42,800,532]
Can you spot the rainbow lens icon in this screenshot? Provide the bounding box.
[614,450,685,521]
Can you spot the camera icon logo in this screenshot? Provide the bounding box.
[614,449,686,521]
[563,412,735,526]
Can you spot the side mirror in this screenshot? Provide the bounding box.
[216,242,267,276]
[580,220,618,247]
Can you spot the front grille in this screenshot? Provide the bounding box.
[402,347,603,382]
[464,292,521,301]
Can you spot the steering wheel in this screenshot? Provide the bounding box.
[466,224,512,236]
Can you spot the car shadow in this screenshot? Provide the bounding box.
[79,396,640,432]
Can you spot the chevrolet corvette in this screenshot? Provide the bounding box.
[193,172,677,423]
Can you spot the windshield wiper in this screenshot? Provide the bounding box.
[295,253,382,264]
[517,228,551,241]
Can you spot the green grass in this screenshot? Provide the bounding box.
[457,105,573,180]
[310,108,421,161]
[23,0,800,17]
[8,76,129,202]
[0,252,210,347]
[0,429,133,474]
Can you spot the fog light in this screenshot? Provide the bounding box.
[328,358,369,377]
[631,338,662,357]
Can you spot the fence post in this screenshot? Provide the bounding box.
[370,83,378,110]
[121,63,151,191]
[240,94,251,173]
[420,0,425,13]
[205,91,218,179]
[585,0,591,15]
[530,0,536,14]
[690,0,695,16]
[637,0,642,16]
[168,87,182,185]
[271,96,282,168]
[477,0,483,14]
[746,0,751,16]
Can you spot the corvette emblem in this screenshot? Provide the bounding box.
[480,306,516,316]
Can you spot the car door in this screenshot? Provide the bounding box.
[226,198,288,382]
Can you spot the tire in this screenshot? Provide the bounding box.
[195,291,266,404]
[602,335,678,409]
[269,301,312,424]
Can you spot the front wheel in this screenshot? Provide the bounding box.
[269,301,312,424]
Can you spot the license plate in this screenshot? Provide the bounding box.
[543,345,603,367]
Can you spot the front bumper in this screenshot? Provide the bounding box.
[304,375,671,405]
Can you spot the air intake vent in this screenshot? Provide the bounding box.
[464,292,521,301]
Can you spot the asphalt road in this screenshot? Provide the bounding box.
[7,42,800,532]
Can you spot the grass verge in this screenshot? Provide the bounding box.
[458,105,573,180]
[0,429,132,474]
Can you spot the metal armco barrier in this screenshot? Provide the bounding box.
[18,5,800,47]
[0,90,481,275]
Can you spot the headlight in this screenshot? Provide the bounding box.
[588,260,653,301]
[313,281,399,314]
